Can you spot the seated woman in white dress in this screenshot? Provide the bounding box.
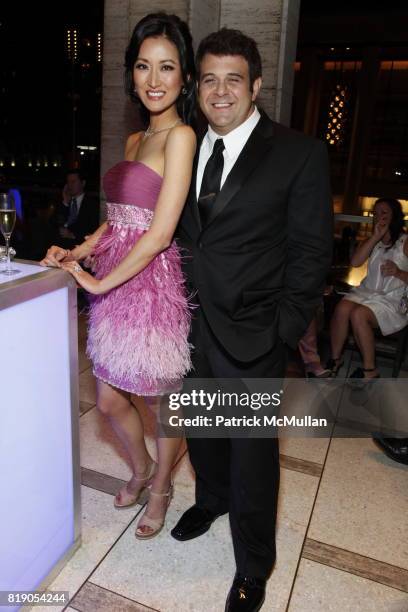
[328,198,408,379]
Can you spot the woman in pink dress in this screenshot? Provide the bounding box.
[41,13,196,539]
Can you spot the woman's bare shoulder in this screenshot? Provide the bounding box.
[169,123,196,139]
[165,124,196,151]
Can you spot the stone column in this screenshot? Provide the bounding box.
[189,0,221,52]
[220,0,300,124]
[101,0,130,184]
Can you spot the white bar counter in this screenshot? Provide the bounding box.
[0,262,81,611]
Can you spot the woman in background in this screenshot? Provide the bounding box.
[41,12,196,539]
[327,198,408,379]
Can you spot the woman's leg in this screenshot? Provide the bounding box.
[299,318,319,364]
[350,305,380,377]
[299,317,329,375]
[136,394,183,535]
[96,380,154,503]
[330,298,360,362]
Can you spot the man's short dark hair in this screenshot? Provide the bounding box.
[66,169,86,182]
[196,28,262,89]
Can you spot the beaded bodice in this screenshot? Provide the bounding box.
[103,160,162,230]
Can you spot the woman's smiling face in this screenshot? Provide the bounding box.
[133,36,184,114]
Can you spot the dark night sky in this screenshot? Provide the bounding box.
[0,1,103,185]
[1,0,407,189]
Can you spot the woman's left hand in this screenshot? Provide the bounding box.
[61,261,105,294]
[381,259,399,277]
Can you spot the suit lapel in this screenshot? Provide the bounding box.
[203,114,275,230]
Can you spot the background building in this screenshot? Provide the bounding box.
[292,0,408,216]
[1,0,407,257]
[0,1,103,192]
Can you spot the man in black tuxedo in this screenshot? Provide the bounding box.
[172,29,333,611]
[58,169,99,249]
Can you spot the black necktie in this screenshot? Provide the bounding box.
[198,138,225,226]
[67,197,78,226]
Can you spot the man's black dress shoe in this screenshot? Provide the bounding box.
[225,573,266,612]
[373,436,408,465]
[171,505,221,541]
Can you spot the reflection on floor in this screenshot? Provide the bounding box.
[43,315,408,612]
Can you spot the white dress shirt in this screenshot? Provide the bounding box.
[196,106,261,199]
[63,192,84,211]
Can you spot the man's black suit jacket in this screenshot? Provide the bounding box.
[177,112,334,362]
[60,194,100,244]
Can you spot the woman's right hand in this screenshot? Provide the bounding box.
[40,245,74,267]
[373,219,389,241]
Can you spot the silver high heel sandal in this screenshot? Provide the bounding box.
[135,485,174,539]
[114,460,157,509]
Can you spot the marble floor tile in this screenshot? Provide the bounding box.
[77,314,88,341]
[77,315,91,374]
[279,438,329,466]
[344,355,408,434]
[79,368,97,405]
[78,349,91,375]
[303,539,408,592]
[88,454,318,612]
[288,559,408,612]
[78,328,87,350]
[307,437,408,570]
[70,581,158,611]
[279,453,323,478]
[33,486,141,612]
[80,467,150,505]
[279,353,348,465]
[79,400,95,416]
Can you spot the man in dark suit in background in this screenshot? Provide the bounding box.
[58,169,99,249]
[173,29,333,611]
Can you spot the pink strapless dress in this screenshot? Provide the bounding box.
[86,161,192,395]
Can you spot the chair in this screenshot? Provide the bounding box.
[372,325,408,378]
[324,289,408,377]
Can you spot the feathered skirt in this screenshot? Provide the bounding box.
[86,218,192,396]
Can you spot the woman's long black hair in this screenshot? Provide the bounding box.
[374,197,405,248]
[125,13,196,127]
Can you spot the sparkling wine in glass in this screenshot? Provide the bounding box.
[0,192,20,276]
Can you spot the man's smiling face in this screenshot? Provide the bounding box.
[198,53,262,135]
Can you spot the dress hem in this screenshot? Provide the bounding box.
[92,369,182,396]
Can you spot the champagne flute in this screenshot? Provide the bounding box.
[0,192,20,276]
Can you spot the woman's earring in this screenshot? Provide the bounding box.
[181,86,187,95]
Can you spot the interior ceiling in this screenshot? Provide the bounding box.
[298,1,408,47]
